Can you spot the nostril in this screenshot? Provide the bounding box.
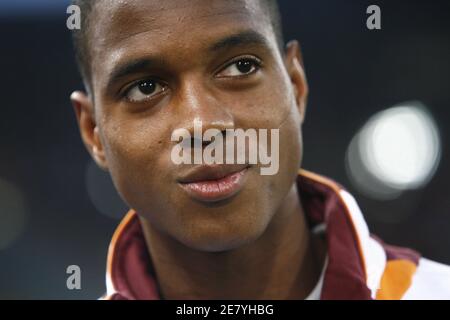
[190,137,210,147]
[191,134,223,147]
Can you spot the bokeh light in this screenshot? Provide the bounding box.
[346,102,441,199]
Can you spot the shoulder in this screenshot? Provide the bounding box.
[402,257,450,300]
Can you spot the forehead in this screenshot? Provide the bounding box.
[92,0,269,40]
[89,0,277,82]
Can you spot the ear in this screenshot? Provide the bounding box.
[284,40,309,124]
[70,91,109,170]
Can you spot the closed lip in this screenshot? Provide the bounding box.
[177,164,250,184]
[177,164,251,202]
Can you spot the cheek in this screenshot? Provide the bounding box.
[271,111,303,185]
[261,99,303,200]
[230,73,296,130]
[99,120,172,209]
[281,115,303,171]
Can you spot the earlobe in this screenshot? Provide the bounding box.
[285,40,309,124]
[70,91,109,170]
[92,126,109,171]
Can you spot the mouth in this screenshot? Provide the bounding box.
[177,164,250,203]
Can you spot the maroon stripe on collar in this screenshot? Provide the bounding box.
[371,234,420,265]
[107,211,161,300]
[298,170,372,299]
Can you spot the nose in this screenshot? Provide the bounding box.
[175,79,235,137]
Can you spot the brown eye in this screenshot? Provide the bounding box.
[125,79,167,103]
[138,80,156,95]
[236,60,254,73]
[217,57,261,78]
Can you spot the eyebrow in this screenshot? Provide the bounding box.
[209,30,271,52]
[106,30,271,89]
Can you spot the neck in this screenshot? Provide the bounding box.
[139,182,326,299]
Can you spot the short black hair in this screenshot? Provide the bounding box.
[71,0,284,92]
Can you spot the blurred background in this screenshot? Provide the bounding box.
[0,0,449,299]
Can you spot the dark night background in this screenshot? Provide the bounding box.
[0,0,449,299]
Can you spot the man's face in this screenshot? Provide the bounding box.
[72,0,308,252]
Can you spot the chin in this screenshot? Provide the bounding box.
[175,218,268,253]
